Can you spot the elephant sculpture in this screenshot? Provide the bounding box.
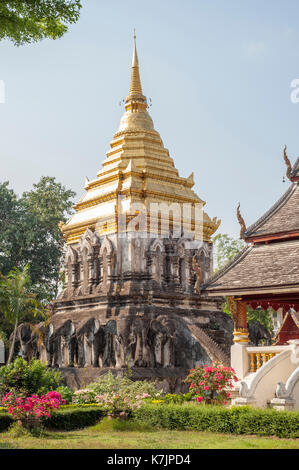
[115,316,152,368]
[77,318,106,367]
[48,320,76,368]
[12,324,35,362]
[148,316,176,367]
[248,321,272,346]
[102,320,117,367]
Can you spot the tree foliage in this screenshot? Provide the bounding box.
[0,0,82,46]
[0,177,75,301]
[213,233,246,272]
[0,265,46,364]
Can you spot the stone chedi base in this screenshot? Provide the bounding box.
[29,230,233,390]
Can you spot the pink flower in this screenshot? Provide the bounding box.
[196,396,203,403]
[47,391,62,400]
[204,386,209,391]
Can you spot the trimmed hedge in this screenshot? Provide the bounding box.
[42,406,105,431]
[1,403,298,438]
[0,406,105,432]
[133,404,299,439]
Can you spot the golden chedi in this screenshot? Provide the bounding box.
[60,34,220,245]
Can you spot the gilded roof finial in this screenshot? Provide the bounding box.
[237,203,246,240]
[283,145,292,181]
[132,28,138,67]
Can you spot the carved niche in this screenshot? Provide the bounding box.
[78,229,100,295]
[97,236,115,292]
[64,246,79,297]
[148,239,165,287]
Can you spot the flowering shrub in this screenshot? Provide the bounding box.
[1,391,66,427]
[89,371,160,399]
[72,389,97,405]
[95,392,151,414]
[184,362,238,405]
[87,371,161,414]
[56,386,74,405]
[0,358,63,399]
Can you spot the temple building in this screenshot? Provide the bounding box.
[274,310,299,345]
[30,36,233,390]
[202,147,299,409]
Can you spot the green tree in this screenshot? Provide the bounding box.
[0,0,82,46]
[0,177,75,301]
[0,265,46,365]
[20,176,75,300]
[0,182,24,275]
[247,306,274,335]
[213,233,246,272]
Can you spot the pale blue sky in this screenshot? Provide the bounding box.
[1,0,299,237]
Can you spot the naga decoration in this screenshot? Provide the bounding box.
[227,296,238,325]
[192,253,203,294]
[283,145,292,181]
[237,203,246,240]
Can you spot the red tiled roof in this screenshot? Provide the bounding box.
[204,239,299,295]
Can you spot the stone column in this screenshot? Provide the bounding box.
[71,262,78,290]
[171,254,180,290]
[88,256,94,291]
[228,297,249,344]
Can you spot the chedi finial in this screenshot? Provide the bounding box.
[126,31,145,103]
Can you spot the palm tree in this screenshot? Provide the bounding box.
[0,264,45,365]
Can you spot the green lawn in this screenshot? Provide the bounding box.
[0,418,299,449]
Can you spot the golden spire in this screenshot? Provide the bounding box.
[125,31,146,106]
[117,32,153,132]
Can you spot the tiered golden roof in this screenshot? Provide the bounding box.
[61,36,220,244]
